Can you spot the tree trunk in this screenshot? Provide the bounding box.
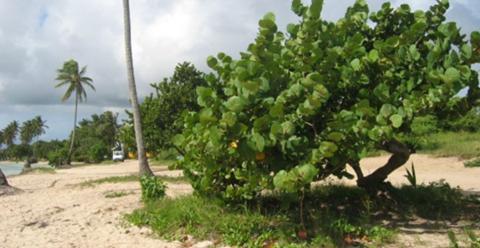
[66,92,79,165]
[357,140,411,189]
[122,0,153,177]
[0,168,8,186]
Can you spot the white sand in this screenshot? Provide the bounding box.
[1,155,479,248]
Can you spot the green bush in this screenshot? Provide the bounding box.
[175,0,480,200]
[449,107,480,132]
[140,176,167,202]
[47,148,69,167]
[464,158,480,168]
[87,142,109,163]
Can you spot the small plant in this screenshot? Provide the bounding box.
[404,163,417,187]
[448,229,480,248]
[140,176,166,202]
[104,191,132,198]
[464,158,480,168]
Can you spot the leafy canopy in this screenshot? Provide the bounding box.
[176,0,480,200]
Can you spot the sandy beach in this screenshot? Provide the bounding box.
[1,154,479,248]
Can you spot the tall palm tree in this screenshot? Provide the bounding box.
[2,121,18,147]
[122,0,153,176]
[55,59,95,164]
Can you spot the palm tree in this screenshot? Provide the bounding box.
[31,116,48,140]
[19,119,35,169]
[122,0,153,176]
[55,59,95,165]
[2,121,18,147]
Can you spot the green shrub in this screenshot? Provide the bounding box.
[464,158,480,168]
[87,142,109,163]
[411,115,439,136]
[140,176,167,202]
[393,180,464,218]
[175,0,480,201]
[449,107,480,132]
[47,148,69,167]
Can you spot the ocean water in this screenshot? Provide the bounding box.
[0,163,24,177]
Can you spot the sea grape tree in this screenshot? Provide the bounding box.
[175,0,480,200]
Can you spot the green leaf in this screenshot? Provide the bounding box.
[259,12,277,31]
[390,114,403,128]
[368,49,379,62]
[225,96,246,113]
[309,0,324,19]
[380,104,394,117]
[199,108,217,124]
[207,56,217,68]
[461,44,472,59]
[291,0,305,16]
[350,58,361,71]
[327,132,344,142]
[281,121,295,135]
[270,103,284,117]
[442,67,460,84]
[373,83,390,100]
[319,141,338,158]
[253,133,265,151]
[297,163,318,183]
[221,112,237,127]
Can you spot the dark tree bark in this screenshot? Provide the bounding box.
[354,139,411,190]
[0,168,9,186]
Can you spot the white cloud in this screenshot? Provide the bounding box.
[0,0,478,140]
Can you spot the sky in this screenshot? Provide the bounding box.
[0,0,479,140]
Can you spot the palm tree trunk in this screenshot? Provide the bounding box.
[0,168,8,186]
[67,92,79,165]
[122,0,153,177]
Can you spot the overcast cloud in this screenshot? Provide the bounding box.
[0,0,478,140]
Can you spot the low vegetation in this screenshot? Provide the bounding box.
[417,132,480,159]
[104,191,134,198]
[127,181,479,247]
[76,174,186,188]
[76,175,139,187]
[21,167,56,175]
[140,176,167,202]
[464,158,480,168]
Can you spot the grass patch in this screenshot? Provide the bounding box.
[104,191,133,198]
[76,174,187,187]
[77,175,139,187]
[418,132,480,159]
[126,181,480,247]
[464,158,480,168]
[21,167,56,174]
[150,159,175,167]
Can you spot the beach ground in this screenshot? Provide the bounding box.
[0,155,479,248]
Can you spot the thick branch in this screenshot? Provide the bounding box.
[357,140,411,189]
[349,160,364,180]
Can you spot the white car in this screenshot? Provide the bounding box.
[112,151,125,162]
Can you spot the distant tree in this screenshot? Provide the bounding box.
[19,117,48,169]
[73,111,119,163]
[55,59,95,165]
[2,121,18,147]
[122,0,153,176]
[125,62,207,154]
